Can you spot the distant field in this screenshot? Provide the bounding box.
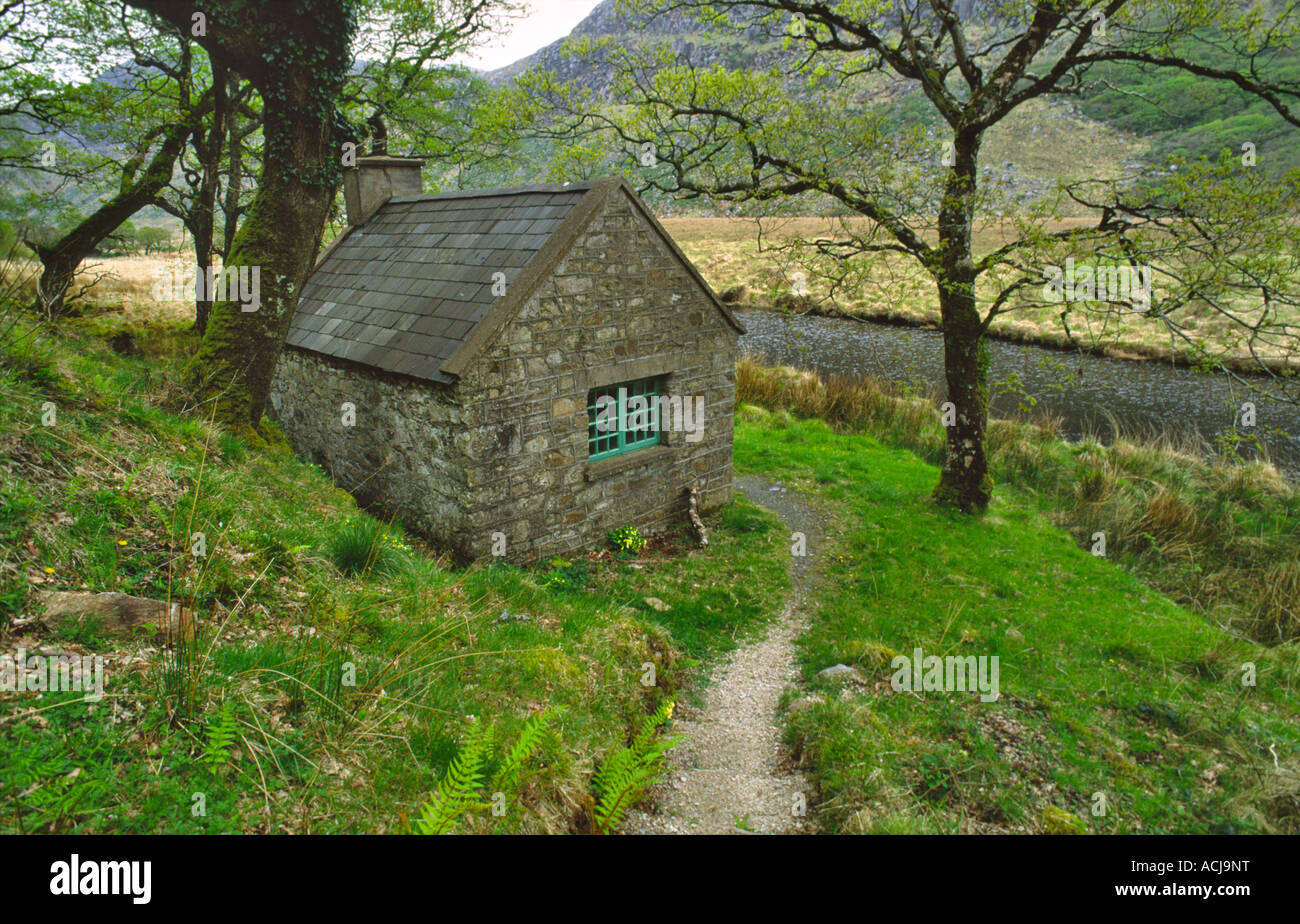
[12,255,196,328]
[661,216,1299,372]
[52,217,1300,373]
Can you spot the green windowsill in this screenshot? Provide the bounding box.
[584,444,675,481]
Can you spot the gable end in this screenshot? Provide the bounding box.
[439,176,743,379]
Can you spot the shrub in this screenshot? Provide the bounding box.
[608,525,646,555]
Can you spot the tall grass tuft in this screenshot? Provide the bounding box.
[327,516,405,577]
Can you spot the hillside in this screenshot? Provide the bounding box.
[484,0,993,93]
[0,297,1296,833]
[0,312,789,833]
[471,0,1299,199]
[483,1,782,94]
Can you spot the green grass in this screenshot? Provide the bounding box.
[737,357,1300,645]
[735,408,1300,834]
[327,516,405,577]
[4,303,1296,835]
[0,310,787,834]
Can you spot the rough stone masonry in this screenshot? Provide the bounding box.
[269,167,742,563]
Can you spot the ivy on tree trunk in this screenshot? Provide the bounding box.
[127,0,358,438]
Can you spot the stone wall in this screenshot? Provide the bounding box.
[270,185,738,564]
[267,349,470,546]
[454,186,737,562]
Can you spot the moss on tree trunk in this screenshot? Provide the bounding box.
[932,128,992,512]
[180,100,334,438]
[125,0,357,439]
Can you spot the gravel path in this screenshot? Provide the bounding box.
[624,475,823,834]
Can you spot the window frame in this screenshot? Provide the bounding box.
[586,376,663,461]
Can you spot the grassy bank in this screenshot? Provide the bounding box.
[0,314,788,833]
[735,408,1300,833]
[3,303,1296,835]
[737,357,1300,646]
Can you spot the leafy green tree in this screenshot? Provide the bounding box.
[26,85,211,315]
[516,0,1300,510]
[345,0,520,157]
[2,2,214,316]
[117,0,360,437]
[125,0,511,437]
[152,66,262,333]
[135,225,173,253]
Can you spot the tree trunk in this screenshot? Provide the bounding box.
[190,64,228,336]
[933,127,992,512]
[191,229,213,334]
[219,118,244,262]
[27,115,198,318]
[934,285,991,511]
[122,0,354,438]
[179,77,338,437]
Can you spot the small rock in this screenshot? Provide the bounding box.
[787,695,825,714]
[816,663,863,683]
[643,596,671,612]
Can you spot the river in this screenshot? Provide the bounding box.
[735,309,1300,477]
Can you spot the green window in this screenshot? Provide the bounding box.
[587,377,662,460]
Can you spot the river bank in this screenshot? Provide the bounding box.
[736,357,1300,647]
[734,407,1300,834]
[658,217,1298,377]
[730,295,1298,376]
[735,309,1300,478]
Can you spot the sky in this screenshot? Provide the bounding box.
[454,0,605,72]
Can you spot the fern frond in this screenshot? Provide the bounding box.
[201,700,238,768]
[592,699,681,834]
[630,698,674,753]
[495,706,558,795]
[414,718,494,834]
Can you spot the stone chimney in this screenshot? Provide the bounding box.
[342,148,425,227]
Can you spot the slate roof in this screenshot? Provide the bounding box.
[285,177,742,384]
[285,182,596,384]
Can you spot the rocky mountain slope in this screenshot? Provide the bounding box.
[483,0,994,94]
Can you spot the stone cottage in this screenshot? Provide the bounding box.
[268,157,743,563]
